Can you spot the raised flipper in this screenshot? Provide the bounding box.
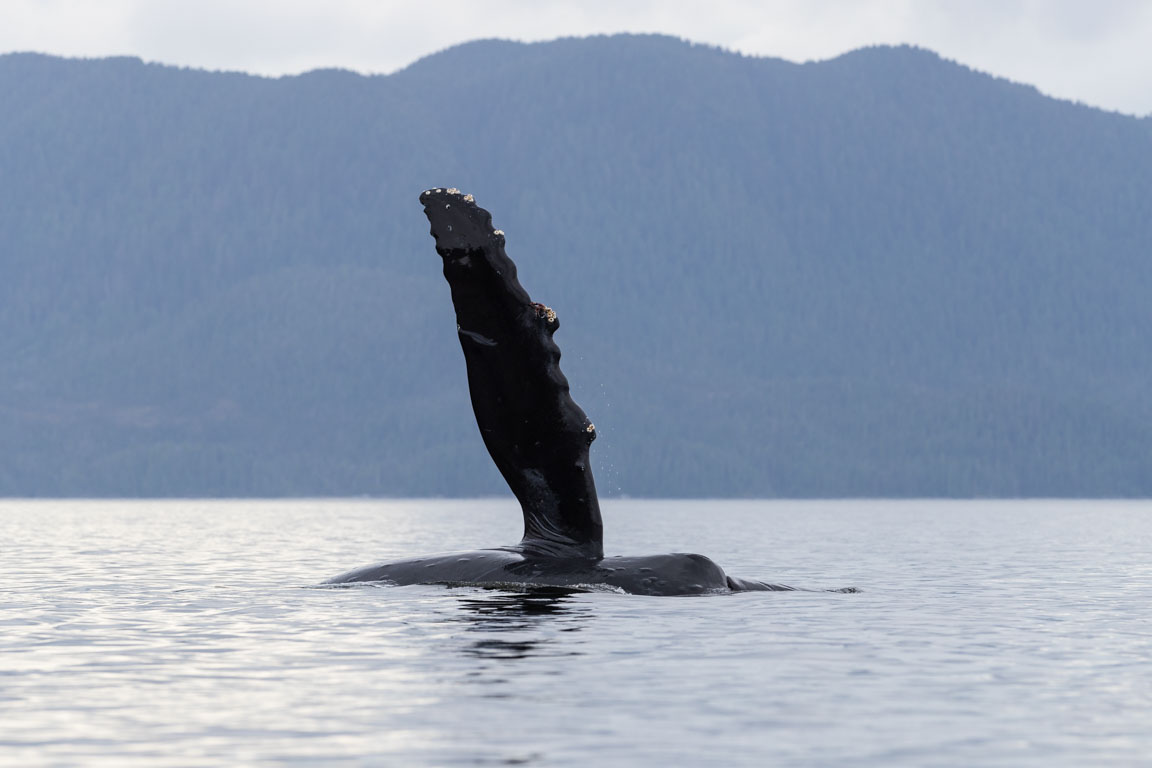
[420,188,603,559]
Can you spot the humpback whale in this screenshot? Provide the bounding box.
[325,188,803,595]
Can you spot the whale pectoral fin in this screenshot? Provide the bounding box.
[421,188,604,559]
[726,576,799,592]
[726,576,859,593]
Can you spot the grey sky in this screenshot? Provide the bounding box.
[3,0,1150,115]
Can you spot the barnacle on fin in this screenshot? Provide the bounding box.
[532,303,558,325]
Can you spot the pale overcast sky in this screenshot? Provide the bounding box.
[2,0,1150,115]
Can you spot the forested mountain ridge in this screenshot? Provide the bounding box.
[1,34,1150,497]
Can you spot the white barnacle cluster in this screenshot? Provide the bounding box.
[585,423,596,434]
[463,194,474,203]
[493,229,504,236]
[447,187,460,195]
[544,306,557,324]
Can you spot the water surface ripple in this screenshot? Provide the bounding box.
[2,499,1150,766]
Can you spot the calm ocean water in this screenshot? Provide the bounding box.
[2,499,1150,766]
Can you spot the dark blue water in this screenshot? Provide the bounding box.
[2,499,1150,766]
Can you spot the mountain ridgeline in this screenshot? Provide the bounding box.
[1,35,1150,497]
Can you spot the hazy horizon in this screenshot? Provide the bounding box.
[4,36,1150,498]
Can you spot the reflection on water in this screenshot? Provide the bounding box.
[3,499,1152,767]
[455,590,587,666]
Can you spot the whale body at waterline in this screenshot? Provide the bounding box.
[327,548,796,596]
[325,189,836,595]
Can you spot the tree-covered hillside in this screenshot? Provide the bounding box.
[1,35,1150,497]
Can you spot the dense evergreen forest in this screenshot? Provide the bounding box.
[1,34,1150,497]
